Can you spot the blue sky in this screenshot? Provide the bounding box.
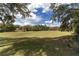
[33,8,53,24]
[14,3,60,27]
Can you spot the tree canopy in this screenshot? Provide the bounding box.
[0,3,30,31]
[50,3,79,34]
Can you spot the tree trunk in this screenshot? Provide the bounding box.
[2,22,6,32]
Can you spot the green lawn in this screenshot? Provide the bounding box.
[0,31,78,56]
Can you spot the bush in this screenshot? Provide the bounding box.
[6,24,16,32]
[0,24,16,32]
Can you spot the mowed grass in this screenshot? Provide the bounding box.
[0,31,72,38]
[0,31,77,56]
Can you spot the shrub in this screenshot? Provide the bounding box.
[0,24,16,32]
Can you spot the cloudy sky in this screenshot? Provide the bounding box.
[14,3,60,27]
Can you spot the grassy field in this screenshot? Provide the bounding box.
[0,31,72,38]
[0,31,78,56]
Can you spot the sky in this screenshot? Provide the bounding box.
[13,3,61,27]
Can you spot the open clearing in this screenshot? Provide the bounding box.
[0,31,78,56]
[0,31,72,38]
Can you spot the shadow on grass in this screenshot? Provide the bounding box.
[0,35,78,56]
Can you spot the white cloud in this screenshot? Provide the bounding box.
[28,3,51,13]
[24,22,31,25]
[28,3,44,10]
[14,3,58,27]
[42,7,50,13]
[42,3,51,13]
[44,20,60,27]
[24,12,42,25]
[14,12,42,26]
[32,9,38,12]
[25,12,42,22]
[45,20,52,24]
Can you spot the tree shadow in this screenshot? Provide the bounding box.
[0,35,78,56]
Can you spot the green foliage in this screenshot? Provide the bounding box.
[18,25,51,31]
[50,3,79,49]
[50,3,79,32]
[0,24,16,32]
[0,3,30,32]
[5,24,16,32]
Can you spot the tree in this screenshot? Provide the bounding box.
[5,24,16,32]
[50,3,79,33]
[50,3,79,48]
[0,3,30,32]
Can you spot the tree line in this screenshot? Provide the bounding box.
[0,24,59,32]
